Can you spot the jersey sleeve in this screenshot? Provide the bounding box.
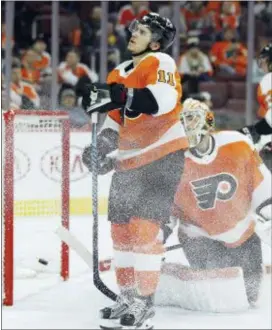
[141,53,181,116]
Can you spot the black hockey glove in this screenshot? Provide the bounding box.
[82,128,118,175]
[81,83,120,115]
[81,84,99,111]
[109,83,127,106]
[82,145,115,175]
[238,125,261,144]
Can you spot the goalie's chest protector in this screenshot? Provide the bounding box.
[107,53,188,171]
[174,131,265,247]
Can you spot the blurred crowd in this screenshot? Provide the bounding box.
[1,1,272,129]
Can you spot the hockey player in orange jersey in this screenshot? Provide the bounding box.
[160,99,271,311]
[239,43,272,170]
[81,13,188,329]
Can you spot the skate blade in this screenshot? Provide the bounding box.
[100,319,122,329]
[100,326,153,330]
[100,320,153,330]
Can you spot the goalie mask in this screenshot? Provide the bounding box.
[128,13,176,55]
[181,99,215,148]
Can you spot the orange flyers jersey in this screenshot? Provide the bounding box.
[257,72,272,119]
[33,51,51,72]
[10,81,40,108]
[118,5,149,27]
[104,52,188,171]
[21,67,41,85]
[173,131,272,247]
[58,62,99,85]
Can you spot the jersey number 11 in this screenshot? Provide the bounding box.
[158,70,175,86]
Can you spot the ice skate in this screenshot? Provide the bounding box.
[99,291,135,329]
[119,296,155,329]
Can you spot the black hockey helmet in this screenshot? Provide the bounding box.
[258,43,272,71]
[128,12,176,51]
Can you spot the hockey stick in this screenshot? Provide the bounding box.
[91,110,118,302]
[55,226,184,272]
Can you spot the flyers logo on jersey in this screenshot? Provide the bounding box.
[190,173,238,210]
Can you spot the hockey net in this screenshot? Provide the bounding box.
[2,110,70,306]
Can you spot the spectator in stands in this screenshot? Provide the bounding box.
[58,48,98,97]
[31,35,52,77]
[219,1,241,32]
[58,88,90,128]
[206,1,241,37]
[10,63,40,110]
[181,2,214,40]
[92,19,128,71]
[21,49,41,88]
[80,6,102,54]
[158,2,188,37]
[254,1,272,37]
[186,91,213,109]
[116,1,149,41]
[210,27,247,76]
[117,1,149,29]
[179,37,213,95]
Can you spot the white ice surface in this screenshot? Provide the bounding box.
[2,216,272,329]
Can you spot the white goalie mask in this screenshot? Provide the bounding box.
[181,98,215,148]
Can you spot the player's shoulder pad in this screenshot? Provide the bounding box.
[214,130,255,150]
[141,52,177,71]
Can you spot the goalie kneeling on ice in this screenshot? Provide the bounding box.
[155,263,250,313]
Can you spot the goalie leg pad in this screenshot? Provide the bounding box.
[155,262,250,313]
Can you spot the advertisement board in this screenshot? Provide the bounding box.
[14,131,112,216]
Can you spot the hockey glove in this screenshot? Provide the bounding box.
[82,128,118,175]
[81,84,99,111]
[81,83,118,115]
[82,145,115,175]
[109,83,127,105]
[238,125,261,144]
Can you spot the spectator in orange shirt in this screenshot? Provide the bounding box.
[181,2,214,39]
[219,1,241,31]
[10,63,40,109]
[21,49,41,87]
[117,1,149,28]
[210,28,247,76]
[58,49,98,98]
[206,1,241,35]
[31,35,52,76]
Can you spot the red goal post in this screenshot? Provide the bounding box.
[2,110,70,306]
